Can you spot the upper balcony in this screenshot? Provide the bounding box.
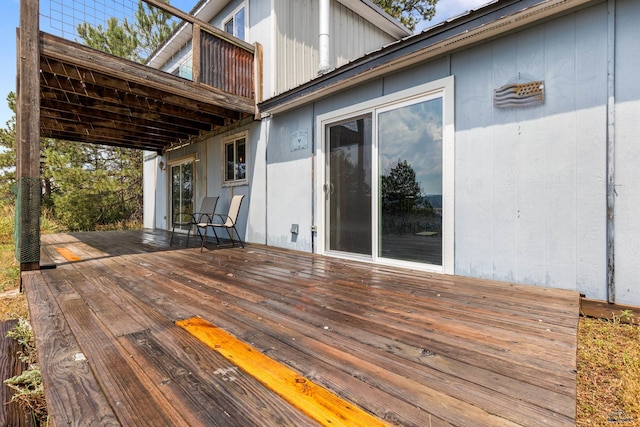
[28,0,262,153]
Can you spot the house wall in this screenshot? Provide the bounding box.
[264,1,631,303]
[197,121,266,245]
[451,3,608,299]
[265,105,315,250]
[273,0,397,96]
[612,0,640,305]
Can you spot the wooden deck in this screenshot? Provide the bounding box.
[23,230,580,427]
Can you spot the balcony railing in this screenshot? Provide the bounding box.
[39,0,261,102]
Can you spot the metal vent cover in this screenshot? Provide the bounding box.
[494,81,545,108]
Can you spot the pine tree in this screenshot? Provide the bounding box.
[381,159,422,213]
[77,0,177,63]
[373,0,438,31]
[0,93,17,204]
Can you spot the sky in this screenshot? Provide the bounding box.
[0,0,488,127]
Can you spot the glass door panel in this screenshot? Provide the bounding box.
[170,161,194,231]
[378,98,443,265]
[326,115,372,255]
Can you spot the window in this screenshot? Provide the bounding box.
[224,6,245,40]
[170,54,192,80]
[223,133,248,185]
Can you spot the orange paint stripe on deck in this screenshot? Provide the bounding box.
[55,247,81,262]
[176,317,390,427]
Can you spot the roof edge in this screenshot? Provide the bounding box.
[336,0,413,38]
[260,0,598,115]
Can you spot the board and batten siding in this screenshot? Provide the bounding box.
[452,2,608,299]
[612,0,640,306]
[273,0,396,96]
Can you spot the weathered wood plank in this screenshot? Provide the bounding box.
[59,296,189,426]
[40,33,255,114]
[178,317,391,427]
[580,297,640,322]
[34,232,579,427]
[0,319,31,427]
[98,251,567,425]
[120,329,320,427]
[22,271,120,426]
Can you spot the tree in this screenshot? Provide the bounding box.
[43,143,142,231]
[0,93,17,204]
[77,0,177,63]
[373,0,438,31]
[381,159,421,213]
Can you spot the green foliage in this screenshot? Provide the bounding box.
[44,143,143,231]
[77,17,140,61]
[0,93,143,231]
[6,318,37,365]
[0,92,17,203]
[373,0,438,31]
[4,319,48,425]
[77,0,177,63]
[381,159,422,213]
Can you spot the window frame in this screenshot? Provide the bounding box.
[315,76,455,274]
[223,4,246,41]
[222,131,249,187]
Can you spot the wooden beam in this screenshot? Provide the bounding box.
[192,23,201,84]
[580,298,639,324]
[142,0,255,52]
[16,0,41,270]
[40,32,256,115]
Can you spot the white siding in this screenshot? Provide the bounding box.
[265,105,315,251]
[453,3,608,295]
[274,0,396,95]
[202,122,265,246]
[613,0,640,306]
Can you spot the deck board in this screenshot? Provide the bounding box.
[25,231,580,426]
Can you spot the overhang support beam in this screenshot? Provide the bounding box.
[16,0,41,273]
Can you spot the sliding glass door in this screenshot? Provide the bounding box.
[378,98,443,265]
[326,115,372,255]
[324,90,446,269]
[170,161,194,232]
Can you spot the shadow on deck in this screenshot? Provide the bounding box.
[23,230,580,426]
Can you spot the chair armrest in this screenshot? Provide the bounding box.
[212,213,233,226]
[192,212,213,223]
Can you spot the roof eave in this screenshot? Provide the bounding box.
[259,0,599,115]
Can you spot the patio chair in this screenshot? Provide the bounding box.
[198,194,245,251]
[170,196,219,247]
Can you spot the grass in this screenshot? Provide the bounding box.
[0,204,638,424]
[577,316,640,426]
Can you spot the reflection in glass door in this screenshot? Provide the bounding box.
[378,98,443,265]
[170,161,194,231]
[326,115,372,255]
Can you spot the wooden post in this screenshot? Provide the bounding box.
[192,23,201,84]
[253,42,263,119]
[16,0,41,272]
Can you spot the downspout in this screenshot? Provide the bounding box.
[311,104,316,254]
[264,114,271,246]
[606,0,616,303]
[318,0,330,74]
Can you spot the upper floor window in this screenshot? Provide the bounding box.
[171,54,193,80]
[224,6,245,41]
[223,132,248,185]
